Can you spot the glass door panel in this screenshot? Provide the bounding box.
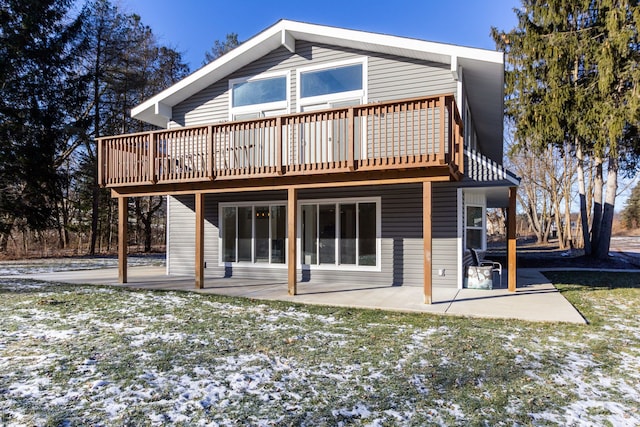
[339,203,356,264]
[319,204,336,264]
[222,206,237,262]
[237,206,252,262]
[254,206,269,263]
[358,203,376,266]
[301,205,318,264]
[270,205,286,264]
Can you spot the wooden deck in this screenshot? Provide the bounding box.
[98,94,464,191]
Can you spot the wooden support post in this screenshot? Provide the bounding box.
[508,186,517,292]
[423,181,433,304]
[287,187,298,296]
[118,196,128,283]
[195,192,205,289]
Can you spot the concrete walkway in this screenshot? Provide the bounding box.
[8,266,587,324]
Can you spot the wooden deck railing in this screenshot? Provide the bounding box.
[97,94,464,188]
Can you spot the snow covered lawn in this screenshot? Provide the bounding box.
[0,255,164,276]
[0,272,638,426]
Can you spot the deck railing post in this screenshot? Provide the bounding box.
[207,125,214,180]
[457,106,465,175]
[97,138,104,186]
[276,116,283,175]
[439,96,446,163]
[149,132,157,183]
[347,107,355,171]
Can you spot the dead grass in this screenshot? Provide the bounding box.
[0,275,639,425]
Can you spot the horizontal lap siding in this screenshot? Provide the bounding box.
[170,42,458,128]
[167,195,195,275]
[380,185,423,287]
[167,185,461,287]
[432,183,459,287]
[368,55,456,102]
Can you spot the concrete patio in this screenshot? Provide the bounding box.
[9,266,587,324]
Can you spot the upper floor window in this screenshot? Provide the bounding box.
[297,59,367,110]
[232,76,286,107]
[301,63,363,98]
[229,72,289,119]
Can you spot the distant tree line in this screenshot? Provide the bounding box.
[0,0,239,257]
[493,0,640,258]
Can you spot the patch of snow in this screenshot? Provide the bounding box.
[0,255,165,276]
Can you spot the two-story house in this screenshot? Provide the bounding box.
[98,20,519,304]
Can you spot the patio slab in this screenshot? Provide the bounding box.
[5,266,586,324]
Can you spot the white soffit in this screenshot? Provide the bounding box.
[131,19,504,133]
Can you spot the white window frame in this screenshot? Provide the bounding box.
[465,204,486,251]
[229,70,290,120]
[297,196,381,271]
[218,200,288,268]
[296,57,368,112]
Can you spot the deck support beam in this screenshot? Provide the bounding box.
[423,181,432,304]
[118,196,128,283]
[507,186,517,292]
[287,187,298,296]
[195,192,205,289]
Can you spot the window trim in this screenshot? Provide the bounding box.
[218,196,381,271]
[296,57,368,112]
[218,200,288,268]
[465,204,485,251]
[297,196,381,271]
[228,71,290,120]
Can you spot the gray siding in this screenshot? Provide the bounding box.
[167,183,461,288]
[170,41,456,128]
[167,195,195,275]
[432,183,460,287]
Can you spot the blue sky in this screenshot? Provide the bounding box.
[123,0,521,70]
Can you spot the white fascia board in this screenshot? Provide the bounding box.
[283,20,503,65]
[131,19,504,128]
[131,21,288,126]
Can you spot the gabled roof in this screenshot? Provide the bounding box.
[132,19,505,160]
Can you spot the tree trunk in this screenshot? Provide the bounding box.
[595,155,618,259]
[591,156,604,254]
[144,217,152,252]
[576,141,591,254]
[89,177,99,255]
[563,146,573,248]
[0,232,8,253]
[89,24,102,256]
